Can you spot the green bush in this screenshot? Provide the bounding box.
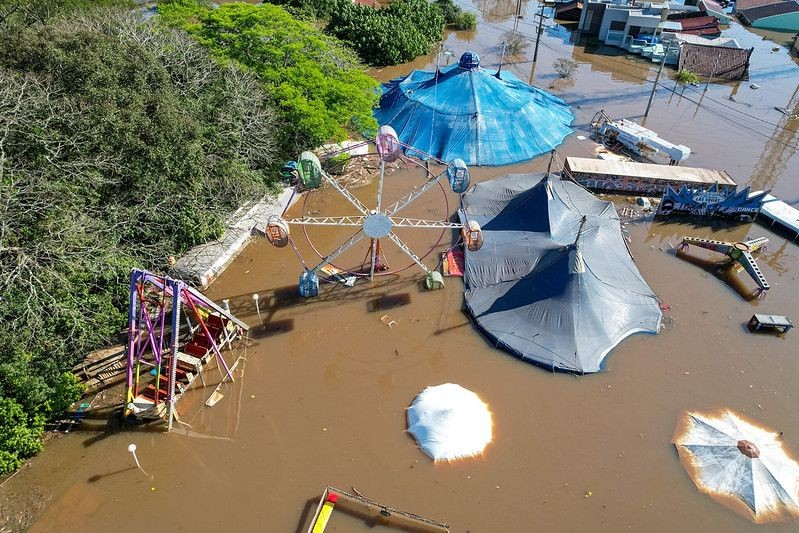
[435,0,476,30]
[451,11,476,30]
[159,0,379,155]
[265,0,340,20]
[0,398,44,475]
[673,69,699,85]
[327,0,445,66]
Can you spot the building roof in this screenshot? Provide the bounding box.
[564,157,737,186]
[672,33,742,48]
[672,15,722,35]
[678,42,753,80]
[739,0,799,22]
[735,0,783,11]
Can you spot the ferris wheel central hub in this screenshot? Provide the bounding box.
[363,213,393,238]
[259,125,485,297]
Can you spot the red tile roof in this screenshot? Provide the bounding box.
[678,15,722,34]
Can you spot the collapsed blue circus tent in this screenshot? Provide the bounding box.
[374,51,574,166]
[458,173,662,373]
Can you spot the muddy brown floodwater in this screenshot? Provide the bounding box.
[4,1,799,532]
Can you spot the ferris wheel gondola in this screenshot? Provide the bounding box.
[258,125,484,297]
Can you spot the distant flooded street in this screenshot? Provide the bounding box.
[4,1,799,531]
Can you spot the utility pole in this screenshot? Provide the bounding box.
[546,149,556,176]
[532,2,547,64]
[496,41,507,78]
[644,42,671,117]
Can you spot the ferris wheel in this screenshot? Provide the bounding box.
[257,126,484,297]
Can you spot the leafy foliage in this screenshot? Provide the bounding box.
[673,69,699,85]
[0,0,130,29]
[0,398,44,475]
[0,8,277,471]
[327,0,445,66]
[159,0,379,155]
[435,0,476,30]
[262,0,340,21]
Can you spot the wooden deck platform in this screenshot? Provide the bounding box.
[563,157,737,197]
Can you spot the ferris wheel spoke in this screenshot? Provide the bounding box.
[390,217,464,229]
[285,216,366,226]
[376,160,386,213]
[385,169,448,216]
[386,232,431,274]
[321,170,369,215]
[311,230,367,273]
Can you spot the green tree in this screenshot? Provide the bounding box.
[0,398,44,475]
[435,0,476,30]
[327,0,445,66]
[673,69,699,97]
[0,8,278,471]
[159,0,379,156]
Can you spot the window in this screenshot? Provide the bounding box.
[609,20,626,31]
[627,25,641,36]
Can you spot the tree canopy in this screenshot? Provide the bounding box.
[0,8,277,474]
[326,0,445,67]
[159,0,380,156]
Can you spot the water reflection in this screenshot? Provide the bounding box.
[472,0,529,22]
[571,35,652,86]
[761,239,794,276]
[748,85,799,191]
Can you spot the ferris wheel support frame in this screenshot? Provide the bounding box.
[256,126,484,296]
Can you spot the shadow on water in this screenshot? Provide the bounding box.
[87,467,136,483]
[366,293,412,313]
[674,249,763,302]
[79,411,165,448]
[293,497,320,533]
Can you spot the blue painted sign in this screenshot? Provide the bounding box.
[656,184,769,220]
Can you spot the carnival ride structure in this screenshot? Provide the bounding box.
[124,268,248,430]
[590,110,691,165]
[256,126,484,296]
[677,236,771,298]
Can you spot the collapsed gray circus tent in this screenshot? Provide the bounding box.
[458,173,662,373]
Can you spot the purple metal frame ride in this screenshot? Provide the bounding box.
[124,268,248,429]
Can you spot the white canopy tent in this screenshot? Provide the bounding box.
[407,384,492,462]
[674,409,799,523]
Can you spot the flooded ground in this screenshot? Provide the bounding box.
[3,2,799,531]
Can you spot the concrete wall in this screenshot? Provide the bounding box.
[598,7,631,41]
[579,2,608,35]
[627,13,662,34]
